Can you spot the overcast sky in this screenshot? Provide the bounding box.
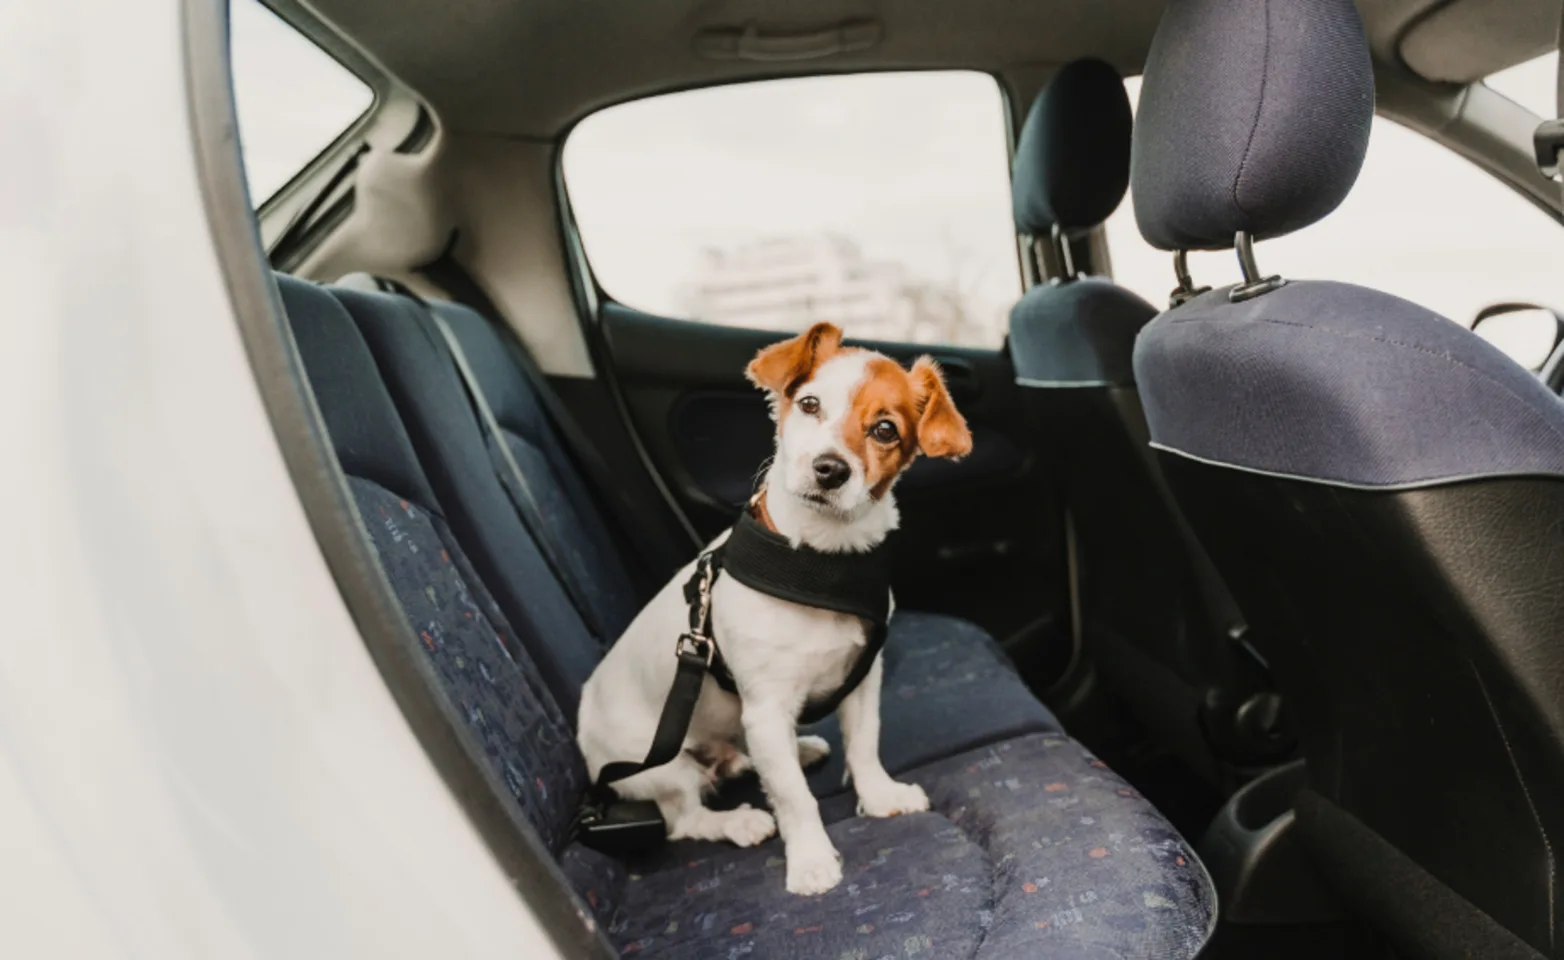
[233,0,1563,346]
[231,0,372,202]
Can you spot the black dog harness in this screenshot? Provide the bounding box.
[577,505,893,853]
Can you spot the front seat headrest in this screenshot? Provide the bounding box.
[1012,58,1133,237]
[1130,0,1375,252]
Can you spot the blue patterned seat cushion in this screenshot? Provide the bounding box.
[349,476,589,850]
[588,733,1216,959]
[876,611,1062,767]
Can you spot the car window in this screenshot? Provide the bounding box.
[230,0,373,204]
[562,72,1021,348]
[1106,77,1564,327]
[1486,51,1560,119]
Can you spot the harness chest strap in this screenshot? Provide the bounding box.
[703,507,891,722]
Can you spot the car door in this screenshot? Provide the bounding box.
[560,71,1068,675]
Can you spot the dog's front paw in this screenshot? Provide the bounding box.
[856,780,930,819]
[722,804,777,847]
[796,734,832,769]
[785,844,844,896]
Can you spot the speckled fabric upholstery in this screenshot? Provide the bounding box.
[280,272,1218,959]
[599,734,1215,959]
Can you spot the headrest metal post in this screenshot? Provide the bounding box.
[1229,232,1287,303]
[1049,224,1077,284]
[1169,250,1210,307]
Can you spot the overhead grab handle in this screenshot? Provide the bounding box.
[694,20,882,62]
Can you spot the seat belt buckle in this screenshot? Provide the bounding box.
[1534,119,1564,179]
[575,798,667,855]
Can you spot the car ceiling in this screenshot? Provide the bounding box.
[306,0,1560,138]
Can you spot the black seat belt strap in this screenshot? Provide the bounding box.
[576,553,720,854]
[592,553,719,791]
[427,307,611,646]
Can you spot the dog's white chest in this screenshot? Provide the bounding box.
[710,576,871,705]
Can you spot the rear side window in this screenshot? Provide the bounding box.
[230,0,373,204]
[1487,51,1560,118]
[562,72,1021,348]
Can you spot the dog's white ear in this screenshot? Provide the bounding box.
[911,357,972,460]
[746,323,843,397]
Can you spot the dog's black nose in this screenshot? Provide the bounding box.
[812,454,851,491]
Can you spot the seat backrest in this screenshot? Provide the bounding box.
[1131,2,1564,956]
[1007,59,1270,780]
[329,284,611,715]
[432,298,643,635]
[276,276,621,926]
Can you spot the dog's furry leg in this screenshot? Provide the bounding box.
[612,753,776,847]
[839,655,930,818]
[721,735,830,777]
[742,702,841,895]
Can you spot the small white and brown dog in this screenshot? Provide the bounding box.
[577,321,973,895]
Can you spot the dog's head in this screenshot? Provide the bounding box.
[747,322,972,518]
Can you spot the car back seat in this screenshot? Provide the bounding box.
[275,272,1218,958]
[329,276,1059,785]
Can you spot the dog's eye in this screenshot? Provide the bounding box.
[797,396,820,416]
[870,419,899,444]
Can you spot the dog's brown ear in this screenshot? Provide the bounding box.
[746,323,844,397]
[911,357,973,460]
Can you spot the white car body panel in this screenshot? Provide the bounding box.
[0,2,558,956]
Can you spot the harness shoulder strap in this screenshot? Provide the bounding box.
[796,622,887,726]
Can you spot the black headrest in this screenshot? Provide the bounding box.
[1130,0,1375,251]
[1012,58,1133,236]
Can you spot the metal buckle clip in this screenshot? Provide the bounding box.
[677,633,713,666]
[690,557,715,627]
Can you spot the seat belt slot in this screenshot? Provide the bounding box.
[574,799,667,855]
[1534,118,1564,180]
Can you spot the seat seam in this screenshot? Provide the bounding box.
[1231,0,1272,222]
[923,809,995,960]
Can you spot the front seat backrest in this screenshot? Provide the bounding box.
[1132,1,1564,957]
[1007,59,1281,784]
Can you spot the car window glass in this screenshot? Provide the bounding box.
[230,0,373,204]
[562,72,1021,348]
[1486,51,1560,119]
